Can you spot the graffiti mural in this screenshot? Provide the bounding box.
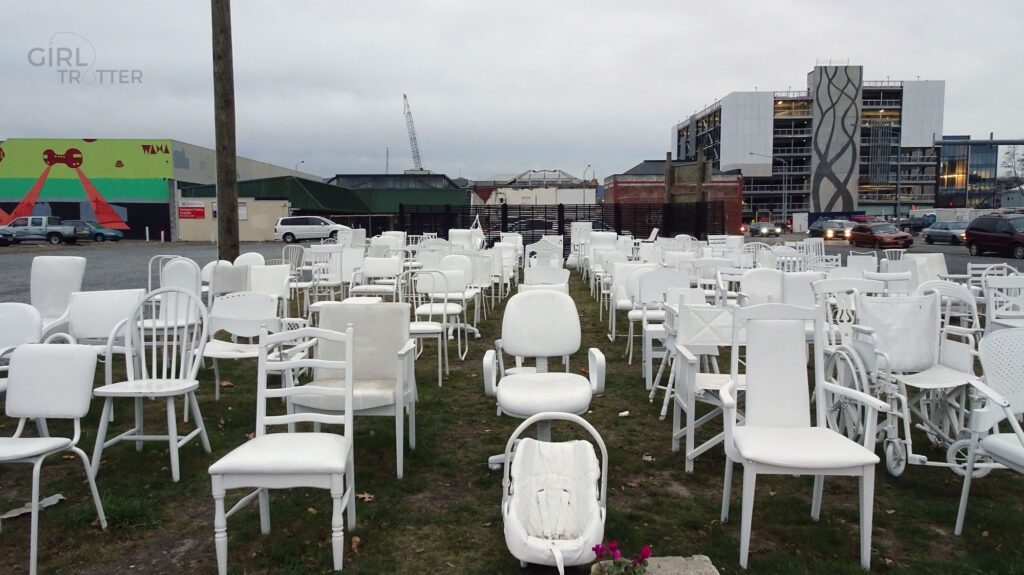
[809,66,862,212]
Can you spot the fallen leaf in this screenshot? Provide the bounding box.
[307,507,317,515]
[768,490,777,497]
[885,509,896,515]
[356,492,375,502]
[416,547,425,553]
[627,480,640,488]
[982,530,989,538]
[482,521,492,527]
[62,454,76,460]
[351,536,363,554]
[244,432,255,440]
[219,380,234,388]
[642,453,655,462]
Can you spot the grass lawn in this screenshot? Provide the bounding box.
[0,276,1022,574]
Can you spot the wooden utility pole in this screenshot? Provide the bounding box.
[211,0,239,261]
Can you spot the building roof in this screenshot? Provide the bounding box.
[506,169,582,187]
[619,159,741,177]
[328,173,462,190]
[181,176,371,213]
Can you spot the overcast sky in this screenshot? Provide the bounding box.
[1,1,1021,181]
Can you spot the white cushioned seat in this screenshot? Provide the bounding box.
[0,437,73,461]
[979,433,1024,463]
[410,321,444,334]
[202,339,259,359]
[733,426,879,468]
[496,373,592,418]
[289,378,396,411]
[695,373,746,391]
[415,303,463,316]
[207,432,350,475]
[94,378,199,398]
[627,309,666,322]
[349,285,395,295]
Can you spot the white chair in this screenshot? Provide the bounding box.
[92,288,212,482]
[234,252,266,267]
[983,275,1024,334]
[250,264,292,315]
[916,280,981,334]
[501,412,607,574]
[827,267,864,280]
[782,271,825,341]
[1,344,108,575]
[209,325,356,574]
[294,302,417,478]
[402,270,449,386]
[737,268,783,306]
[883,248,905,262]
[440,254,483,334]
[720,304,888,570]
[881,257,920,293]
[606,262,651,342]
[31,255,86,337]
[202,292,281,399]
[0,303,43,395]
[483,291,605,446]
[417,269,470,361]
[52,289,146,389]
[955,328,1024,535]
[348,256,402,300]
[904,252,948,285]
[863,271,913,296]
[846,254,878,275]
[637,267,689,387]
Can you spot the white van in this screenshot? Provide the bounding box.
[274,216,351,243]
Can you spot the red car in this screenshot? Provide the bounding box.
[848,222,913,249]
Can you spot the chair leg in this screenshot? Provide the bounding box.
[395,408,405,479]
[671,397,682,452]
[134,397,144,452]
[811,475,824,520]
[408,400,417,450]
[331,475,345,571]
[189,392,213,453]
[71,447,108,530]
[34,419,49,438]
[721,457,733,522]
[212,476,228,575]
[92,398,113,477]
[28,456,44,575]
[859,467,875,570]
[166,397,181,482]
[436,335,443,387]
[739,466,757,569]
[346,451,357,529]
[685,397,696,473]
[213,359,221,401]
[955,441,979,535]
[258,489,271,535]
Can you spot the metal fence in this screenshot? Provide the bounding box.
[396,202,725,250]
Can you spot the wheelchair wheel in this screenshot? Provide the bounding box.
[885,440,907,477]
[946,439,993,479]
[823,347,870,443]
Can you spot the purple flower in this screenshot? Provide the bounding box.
[609,539,619,551]
[592,543,605,559]
[640,544,653,560]
[612,549,622,560]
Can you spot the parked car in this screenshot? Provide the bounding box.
[964,213,1024,259]
[0,228,17,246]
[899,216,932,234]
[808,219,853,241]
[921,221,967,245]
[273,216,351,243]
[848,222,913,249]
[747,221,782,237]
[63,219,123,242]
[0,216,82,244]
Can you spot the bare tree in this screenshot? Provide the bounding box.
[1002,145,1023,183]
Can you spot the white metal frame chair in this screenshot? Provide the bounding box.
[501,412,607,574]
[209,325,356,574]
[1,344,108,575]
[92,287,212,482]
[401,269,449,386]
[954,328,1024,535]
[720,304,888,570]
[348,256,402,300]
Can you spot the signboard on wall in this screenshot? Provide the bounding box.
[177,200,205,219]
[211,202,247,220]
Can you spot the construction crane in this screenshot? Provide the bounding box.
[402,93,423,171]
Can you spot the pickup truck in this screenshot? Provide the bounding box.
[0,216,83,244]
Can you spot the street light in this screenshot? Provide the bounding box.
[294,160,305,172]
[750,152,790,225]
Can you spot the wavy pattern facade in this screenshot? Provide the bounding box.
[809,66,862,212]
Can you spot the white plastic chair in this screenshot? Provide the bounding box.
[294,302,417,478]
[1,344,108,575]
[738,268,783,306]
[864,271,913,296]
[250,264,292,315]
[983,274,1024,334]
[720,304,888,570]
[31,255,86,337]
[202,292,281,399]
[955,328,1024,535]
[637,267,689,387]
[208,325,356,574]
[501,412,607,574]
[92,287,211,482]
[846,254,878,275]
[0,303,43,396]
[234,252,265,267]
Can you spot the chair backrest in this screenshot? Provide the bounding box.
[882,258,920,292]
[864,271,913,296]
[772,245,800,256]
[234,252,265,267]
[813,278,886,346]
[523,266,571,286]
[319,302,411,383]
[209,261,250,302]
[161,257,202,298]
[904,253,947,284]
[350,227,367,246]
[806,255,840,272]
[449,229,482,251]
[249,264,291,301]
[128,288,209,382]
[501,291,581,358]
[625,264,658,305]
[637,267,688,307]
[854,292,941,372]
[202,260,230,284]
[282,245,305,276]
[827,266,864,280]
[733,304,818,428]
[883,248,905,261]
[257,326,354,435]
[5,344,97,420]
[803,237,825,257]
[382,230,407,246]
[0,303,42,349]
[846,254,878,275]
[587,231,618,255]
[209,292,280,338]
[775,254,806,273]
[677,304,734,347]
[360,256,402,280]
[782,271,825,307]
[440,254,473,283]
[416,247,445,270]
[668,287,708,307]
[916,280,981,332]
[740,268,783,305]
[67,289,147,342]
[31,255,87,319]
[985,275,1024,323]
[979,329,1024,415]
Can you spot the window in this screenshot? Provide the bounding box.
[969,218,996,232]
[932,223,946,230]
[11,218,28,227]
[872,224,898,234]
[994,220,1013,234]
[47,217,61,226]
[1011,219,1024,233]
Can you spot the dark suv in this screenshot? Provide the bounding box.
[965,213,1024,259]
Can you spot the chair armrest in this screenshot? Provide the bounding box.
[939,273,969,283]
[944,324,978,340]
[721,378,738,410]
[397,338,417,358]
[40,306,71,339]
[43,332,76,344]
[588,348,605,395]
[969,379,1010,408]
[850,324,874,335]
[483,349,497,397]
[820,381,890,412]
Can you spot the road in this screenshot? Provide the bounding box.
[0,236,1020,303]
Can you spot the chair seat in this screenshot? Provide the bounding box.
[289,280,313,289]
[203,339,259,359]
[0,437,72,461]
[289,378,396,412]
[980,433,1024,465]
[496,373,592,419]
[432,290,479,302]
[349,285,395,296]
[695,373,746,391]
[733,426,879,469]
[95,378,199,398]
[410,321,444,335]
[208,432,350,475]
[629,309,666,322]
[894,365,977,390]
[992,318,1024,330]
[416,303,464,316]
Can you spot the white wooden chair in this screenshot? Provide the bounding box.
[1,344,108,575]
[720,304,888,570]
[209,325,356,574]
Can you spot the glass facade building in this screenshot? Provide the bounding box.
[938,135,998,208]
